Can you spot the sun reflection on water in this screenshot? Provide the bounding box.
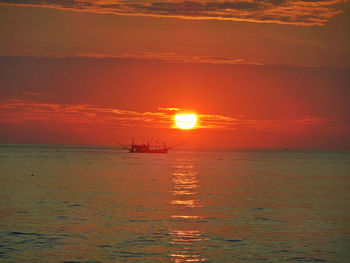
[169,161,207,262]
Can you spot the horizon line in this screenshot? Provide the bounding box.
[1,143,349,151]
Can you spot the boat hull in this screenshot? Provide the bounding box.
[129,148,169,153]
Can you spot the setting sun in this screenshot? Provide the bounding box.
[175,114,197,129]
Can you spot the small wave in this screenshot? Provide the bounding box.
[255,217,270,221]
[255,217,286,223]
[97,244,112,248]
[68,204,82,207]
[226,239,243,243]
[8,231,43,237]
[286,257,328,262]
[271,249,289,253]
[113,251,148,258]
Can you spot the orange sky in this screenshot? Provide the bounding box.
[0,1,349,148]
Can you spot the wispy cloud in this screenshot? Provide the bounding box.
[158,107,182,112]
[0,0,346,25]
[0,99,173,128]
[73,52,264,65]
[197,114,328,129]
[17,51,264,65]
[15,49,264,65]
[1,99,347,131]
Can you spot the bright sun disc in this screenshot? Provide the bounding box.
[175,114,197,129]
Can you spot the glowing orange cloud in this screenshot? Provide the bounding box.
[0,0,346,25]
[0,99,346,132]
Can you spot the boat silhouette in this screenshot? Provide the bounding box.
[121,138,184,153]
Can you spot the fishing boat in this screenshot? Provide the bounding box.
[121,139,183,153]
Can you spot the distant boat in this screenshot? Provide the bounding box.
[121,138,184,153]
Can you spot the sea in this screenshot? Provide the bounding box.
[0,144,349,262]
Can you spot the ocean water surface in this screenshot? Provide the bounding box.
[0,145,350,262]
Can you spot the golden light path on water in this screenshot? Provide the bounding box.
[169,160,207,262]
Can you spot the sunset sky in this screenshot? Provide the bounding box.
[0,0,349,148]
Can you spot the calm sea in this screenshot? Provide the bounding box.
[0,145,350,262]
